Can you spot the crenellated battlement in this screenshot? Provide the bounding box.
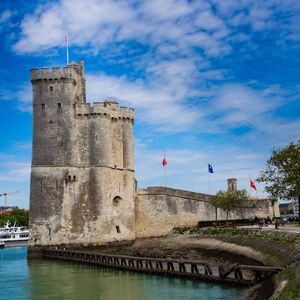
[30,61,84,82]
[75,100,134,121]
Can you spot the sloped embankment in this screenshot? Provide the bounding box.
[87,228,300,299]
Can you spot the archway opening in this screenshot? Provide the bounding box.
[113,196,122,207]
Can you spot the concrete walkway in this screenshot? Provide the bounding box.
[240,224,300,234]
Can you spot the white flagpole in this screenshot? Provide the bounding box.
[207,160,211,194]
[66,32,69,65]
[164,152,167,187]
[164,164,167,187]
[208,171,211,194]
[248,175,252,197]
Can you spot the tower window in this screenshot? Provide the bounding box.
[49,86,53,92]
[113,196,122,206]
[116,226,121,233]
[58,103,62,110]
[41,103,45,111]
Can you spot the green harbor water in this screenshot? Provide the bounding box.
[0,247,246,300]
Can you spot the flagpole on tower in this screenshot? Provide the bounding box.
[65,32,69,65]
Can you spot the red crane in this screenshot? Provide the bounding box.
[0,191,19,207]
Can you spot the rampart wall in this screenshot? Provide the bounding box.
[135,187,278,238]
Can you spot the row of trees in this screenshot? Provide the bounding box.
[210,139,300,222]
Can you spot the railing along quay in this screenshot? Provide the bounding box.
[42,248,282,286]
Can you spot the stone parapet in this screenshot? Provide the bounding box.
[137,186,212,202]
[30,65,82,81]
[75,100,134,121]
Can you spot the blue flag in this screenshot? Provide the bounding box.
[208,164,214,174]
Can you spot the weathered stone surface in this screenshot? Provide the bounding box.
[135,187,279,238]
[29,60,135,248]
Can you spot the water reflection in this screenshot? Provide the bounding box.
[1,247,246,300]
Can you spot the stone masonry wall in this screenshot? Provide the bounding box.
[135,187,278,238]
[29,60,135,248]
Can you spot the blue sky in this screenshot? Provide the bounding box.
[0,0,299,208]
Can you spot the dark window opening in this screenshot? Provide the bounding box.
[49,86,53,92]
[73,176,76,181]
[41,103,45,111]
[49,120,53,124]
[116,226,121,233]
[113,196,122,206]
[68,175,71,181]
[58,103,62,110]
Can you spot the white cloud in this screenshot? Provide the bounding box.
[13,0,230,57]
[0,154,30,182]
[0,83,32,112]
[0,10,12,24]
[86,71,200,132]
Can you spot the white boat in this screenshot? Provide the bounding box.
[0,221,29,245]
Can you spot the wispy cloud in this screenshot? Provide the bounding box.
[0,153,30,182]
[86,68,200,131]
[0,83,32,112]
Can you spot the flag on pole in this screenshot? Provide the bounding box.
[250,179,257,190]
[162,156,167,166]
[208,164,214,174]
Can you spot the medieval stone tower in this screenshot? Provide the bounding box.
[29,60,135,250]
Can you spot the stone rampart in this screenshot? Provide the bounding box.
[135,187,277,238]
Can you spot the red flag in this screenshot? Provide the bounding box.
[250,179,257,190]
[162,157,167,166]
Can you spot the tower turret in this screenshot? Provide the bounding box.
[227,178,237,192]
[29,60,136,256]
[31,62,85,166]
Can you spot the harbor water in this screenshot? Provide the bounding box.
[0,247,246,300]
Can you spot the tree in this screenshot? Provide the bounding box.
[257,140,300,218]
[211,189,248,225]
[0,209,29,226]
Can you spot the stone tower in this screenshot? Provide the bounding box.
[227,178,237,192]
[29,60,135,253]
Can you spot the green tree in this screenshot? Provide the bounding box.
[0,209,29,226]
[211,189,248,225]
[257,140,300,218]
